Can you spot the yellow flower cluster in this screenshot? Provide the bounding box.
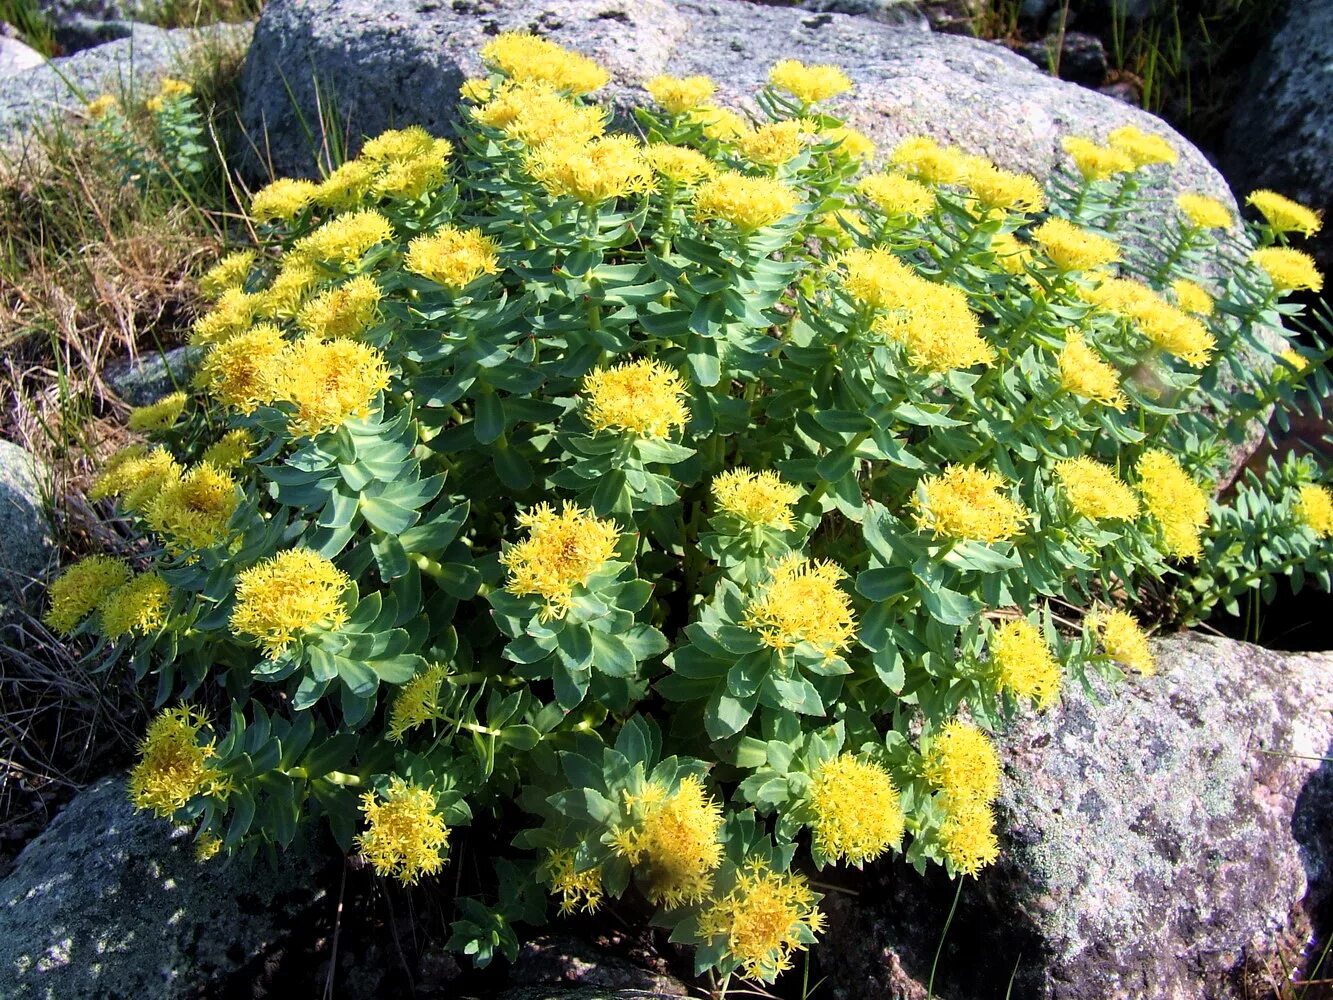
[146,77,192,114]
[1058,332,1127,410]
[297,275,383,339]
[808,754,904,866]
[250,177,318,222]
[697,860,824,983]
[877,278,993,373]
[1107,124,1177,167]
[86,94,117,118]
[1250,246,1324,293]
[613,775,724,907]
[127,391,187,433]
[1055,456,1139,522]
[355,778,450,884]
[1171,278,1214,316]
[43,555,131,635]
[581,358,690,438]
[190,287,256,346]
[100,572,170,639]
[230,548,351,656]
[371,136,452,201]
[1176,193,1232,230]
[937,794,1001,876]
[146,462,239,555]
[688,104,750,142]
[128,707,226,818]
[965,163,1045,214]
[272,337,391,437]
[501,503,620,618]
[890,136,971,186]
[1061,136,1134,182]
[546,848,604,914]
[386,663,450,742]
[404,225,501,291]
[200,251,256,299]
[1091,608,1155,674]
[1136,449,1209,559]
[821,125,875,161]
[646,74,716,115]
[857,171,936,219]
[1247,189,1322,237]
[255,260,319,319]
[694,172,799,232]
[315,159,378,209]
[646,144,717,186]
[195,323,286,413]
[480,32,609,95]
[1295,484,1333,538]
[712,468,803,530]
[90,445,181,511]
[291,209,395,268]
[737,120,807,167]
[923,719,1002,875]
[768,59,852,104]
[195,832,223,862]
[202,429,252,471]
[742,555,856,656]
[990,618,1061,709]
[528,134,654,204]
[913,465,1028,544]
[1084,277,1215,367]
[474,80,608,147]
[1031,217,1121,272]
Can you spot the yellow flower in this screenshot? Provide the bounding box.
[201,429,252,471]
[857,172,936,219]
[1250,246,1324,293]
[1106,124,1177,167]
[297,275,383,339]
[646,74,716,114]
[645,144,717,186]
[1085,277,1215,366]
[501,503,620,618]
[199,251,256,299]
[1060,136,1134,182]
[480,32,609,95]
[581,358,690,438]
[146,77,191,113]
[1295,484,1333,538]
[386,663,449,742]
[146,463,239,555]
[189,287,257,346]
[837,246,911,310]
[255,260,319,319]
[1031,218,1120,272]
[1247,189,1323,237]
[808,754,904,866]
[91,445,182,512]
[127,391,187,433]
[291,209,395,268]
[1175,192,1232,230]
[1136,449,1209,559]
[741,554,856,656]
[1055,456,1139,522]
[889,137,970,186]
[128,706,227,819]
[195,323,287,413]
[99,572,170,639]
[768,58,852,104]
[528,134,654,205]
[314,159,378,209]
[460,78,493,103]
[473,81,608,147]
[360,125,437,163]
[712,469,803,530]
[913,465,1028,544]
[230,548,351,656]
[86,94,117,118]
[990,618,1061,709]
[371,140,452,201]
[821,125,875,161]
[737,120,807,167]
[694,172,799,232]
[546,848,604,915]
[687,104,750,142]
[250,177,318,222]
[404,225,501,292]
[697,860,824,983]
[871,271,993,374]
[937,795,1000,876]
[1090,608,1155,674]
[86,445,144,500]
[44,555,131,635]
[989,231,1033,275]
[923,719,1001,803]
[272,337,391,437]
[965,163,1045,214]
[613,774,724,907]
[355,778,450,884]
[1171,278,1214,316]
[1058,332,1126,410]
[195,832,223,862]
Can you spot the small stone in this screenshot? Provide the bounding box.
[105,345,202,407]
[1016,30,1108,86]
[0,440,55,641]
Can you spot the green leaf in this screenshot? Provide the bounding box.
[857,567,915,602]
[590,630,637,677]
[919,585,981,626]
[705,689,758,740]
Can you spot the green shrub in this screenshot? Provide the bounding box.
[46,33,1333,985]
[85,78,210,195]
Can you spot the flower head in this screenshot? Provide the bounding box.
[271,337,391,437]
[528,134,654,204]
[937,795,999,876]
[1061,136,1134,182]
[1090,608,1155,674]
[913,465,1027,544]
[546,848,604,914]
[613,774,723,907]
[1250,246,1324,293]
[990,618,1061,708]
[99,572,170,639]
[1055,456,1139,522]
[127,391,187,433]
[1031,218,1120,272]
[291,210,395,268]
[923,719,1001,804]
[297,275,383,339]
[91,445,181,512]
[697,860,823,983]
[1085,277,1215,366]
[808,754,904,866]
[129,707,227,818]
[146,463,239,555]
[889,137,971,186]
[44,555,131,635]
[355,778,450,884]
[1171,278,1214,316]
[1058,332,1126,410]
[86,94,117,118]
[474,81,608,147]
[687,104,750,142]
[742,555,856,656]
[501,503,620,619]
[1295,483,1333,538]
[965,163,1045,214]
[230,548,351,656]
[768,59,852,104]
[989,231,1033,275]
[1247,189,1322,237]
[250,178,318,222]
[646,74,716,114]
[857,172,936,219]
[255,260,320,319]
[189,287,256,346]
[581,358,690,438]
[200,251,256,299]
[387,663,449,742]
[201,429,252,471]
[737,120,807,167]
[838,246,912,310]
[694,172,799,232]
[1136,449,1209,559]
[314,159,378,209]
[405,225,501,291]
[821,125,875,161]
[371,139,452,201]
[360,125,437,164]
[712,469,802,530]
[480,32,609,95]
[870,270,993,373]
[196,323,287,413]
[195,832,223,862]
[1176,193,1232,230]
[645,144,717,186]
[1106,125,1177,167]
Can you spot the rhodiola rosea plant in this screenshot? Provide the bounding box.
[46,33,1333,986]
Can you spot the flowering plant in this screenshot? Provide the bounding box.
[85,77,210,194]
[49,34,1332,986]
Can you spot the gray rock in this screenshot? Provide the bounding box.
[0,22,250,144]
[1015,30,1109,86]
[509,934,690,997]
[0,440,55,639]
[0,777,327,999]
[1223,0,1333,269]
[822,632,1333,1000]
[0,35,45,74]
[105,345,202,406]
[751,0,929,28]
